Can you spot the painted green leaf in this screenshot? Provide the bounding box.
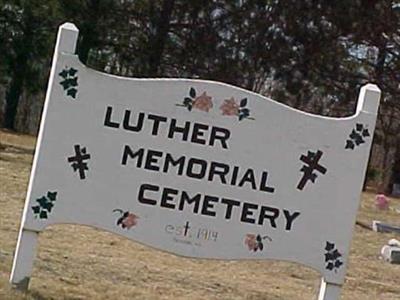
[59,70,68,78]
[240,98,247,107]
[69,68,78,76]
[67,88,77,98]
[325,241,335,251]
[39,211,48,219]
[37,197,48,207]
[334,260,343,268]
[47,191,57,201]
[189,87,196,98]
[68,77,78,87]
[60,80,70,90]
[42,201,54,212]
[32,206,40,214]
[241,108,250,116]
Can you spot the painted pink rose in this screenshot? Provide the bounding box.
[245,234,257,251]
[192,92,213,112]
[114,209,139,229]
[220,97,239,116]
[121,213,138,229]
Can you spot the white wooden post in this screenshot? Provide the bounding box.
[355,83,381,116]
[318,279,342,300]
[9,22,79,291]
[318,83,380,300]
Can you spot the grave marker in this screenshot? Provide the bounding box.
[10,23,381,300]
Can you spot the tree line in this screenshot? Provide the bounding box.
[0,0,399,193]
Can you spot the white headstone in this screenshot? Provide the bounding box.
[10,23,381,300]
[392,183,400,197]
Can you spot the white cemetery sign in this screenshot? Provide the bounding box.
[10,23,381,300]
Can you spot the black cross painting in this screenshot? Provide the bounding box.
[297,150,327,190]
[67,144,91,179]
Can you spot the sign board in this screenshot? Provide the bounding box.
[10,23,381,300]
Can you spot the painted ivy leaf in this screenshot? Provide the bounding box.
[344,140,351,149]
[42,201,54,212]
[37,196,48,207]
[332,249,341,259]
[325,252,334,262]
[39,210,48,219]
[325,241,335,251]
[32,206,40,214]
[349,130,359,140]
[240,98,247,107]
[259,242,264,251]
[189,87,196,98]
[69,68,78,76]
[326,262,334,270]
[239,114,245,121]
[334,260,343,268]
[188,104,192,111]
[356,123,363,132]
[59,80,70,90]
[67,88,77,98]
[47,191,57,201]
[183,97,192,106]
[362,129,370,137]
[354,137,365,146]
[256,235,262,242]
[59,69,68,78]
[68,77,78,87]
[345,140,354,149]
[241,108,250,116]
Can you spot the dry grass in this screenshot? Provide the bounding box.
[0,129,399,300]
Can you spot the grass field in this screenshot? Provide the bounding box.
[0,129,399,300]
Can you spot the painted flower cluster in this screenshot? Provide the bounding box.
[324,241,343,271]
[32,191,57,219]
[59,67,78,99]
[113,209,139,229]
[178,87,253,121]
[345,123,370,150]
[245,234,272,252]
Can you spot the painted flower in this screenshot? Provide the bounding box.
[245,234,258,251]
[121,213,138,229]
[114,209,139,229]
[193,92,213,112]
[220,97,239,116]
[245,234,272,252]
